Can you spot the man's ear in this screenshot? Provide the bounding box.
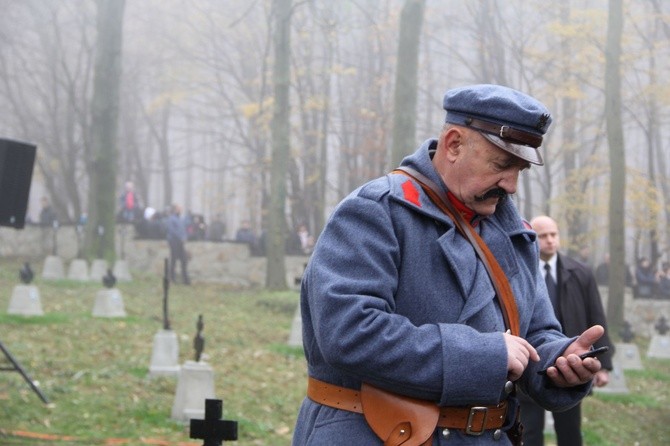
[442,127,464,159]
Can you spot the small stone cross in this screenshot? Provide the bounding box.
[190,399,238,445]
[619,320,635,343]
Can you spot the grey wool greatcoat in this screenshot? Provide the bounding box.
[292,140,592,445]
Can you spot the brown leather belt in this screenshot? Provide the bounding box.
[307,377,507,434]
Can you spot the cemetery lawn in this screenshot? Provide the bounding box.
[0,257,667,445]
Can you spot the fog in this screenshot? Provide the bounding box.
[0,0,668,266]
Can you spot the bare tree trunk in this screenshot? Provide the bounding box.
[559,3,582,246]
[266,0,292,290]
[143,101,173,209]
[605,0,625,335]
[84,0,125,261]
[390,0,425,168]
[650,0,670,254]
[314,28,333,236]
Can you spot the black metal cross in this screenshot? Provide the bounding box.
[619,320,635,343]
[51,220,60,256]
[190,399,238,445]
[655,315,669,335]
[194,314,205,362]
[162,258,171,330]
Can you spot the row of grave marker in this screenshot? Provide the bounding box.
[4,257,236,444]
[41,255,132,282]
[8,265,127,317]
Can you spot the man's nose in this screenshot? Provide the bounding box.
[498,170,520,194]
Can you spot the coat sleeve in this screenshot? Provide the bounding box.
[518,262,594,411]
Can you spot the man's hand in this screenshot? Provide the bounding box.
[593,370,610,387]
[543,325,605,387]
[504,333,540,381]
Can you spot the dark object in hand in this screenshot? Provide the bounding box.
[537,346,609,375]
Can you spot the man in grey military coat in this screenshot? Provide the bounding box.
[292,84,606,445]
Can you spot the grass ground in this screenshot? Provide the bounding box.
[0,256,668,445]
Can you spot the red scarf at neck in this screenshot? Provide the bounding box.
[447,191,478,226]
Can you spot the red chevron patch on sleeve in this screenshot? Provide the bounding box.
[402,180,421,207]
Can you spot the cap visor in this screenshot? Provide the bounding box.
[481,133,544,166]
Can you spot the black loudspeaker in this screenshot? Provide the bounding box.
[0,138,37,229]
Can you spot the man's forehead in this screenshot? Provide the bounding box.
[533,220,559,235]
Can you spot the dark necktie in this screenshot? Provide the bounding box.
[544,262,558,310]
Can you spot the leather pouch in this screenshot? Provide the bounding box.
[360,383,439,446]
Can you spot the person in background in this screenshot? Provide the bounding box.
[166,204,190,285]
[206,213,227,242]
[119,181,140,223]
[594,253,609,286]
[634,257,658,298]
[286,223,312,255]
[235,220,256,245]
[38,196,57,227]
[297,223,314,254]
[519,215,614,446]
[188,213,207,240]
[656,261,670,299]
[595,253,633,287]
[292,84,605,446]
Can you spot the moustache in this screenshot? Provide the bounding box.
[474,188,508,202]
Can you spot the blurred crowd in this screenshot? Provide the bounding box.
[595,253,670,299]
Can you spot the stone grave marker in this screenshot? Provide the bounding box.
[41,255,64,280]
[172,315,216,423]
[149,259,180,377]
[92,269,126,317]
[8,262,43,316]
[615,343,643,370]
[647,315,670,359]
[67,259,89,281]
[89,259,108,283]
[42,221,64,279]
[614,320,643,370]
[113,259,132,282]
[594,363,629,394]
[68,224,88,280]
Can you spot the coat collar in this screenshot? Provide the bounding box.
[388,138,531,237]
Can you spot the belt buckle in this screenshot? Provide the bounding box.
[465,406,488,436]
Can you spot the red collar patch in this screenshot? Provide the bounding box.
[402,180,421,207]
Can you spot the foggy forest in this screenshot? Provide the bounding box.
[0,0,669,303]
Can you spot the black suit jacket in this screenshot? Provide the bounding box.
[555,253,614,370]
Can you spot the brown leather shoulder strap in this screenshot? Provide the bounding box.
[392,166,520,336]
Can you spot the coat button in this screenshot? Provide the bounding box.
[441,429,450,439]
[504,380,514,394]
[493,429,502,440]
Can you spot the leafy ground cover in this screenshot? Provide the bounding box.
[0,257,668,445]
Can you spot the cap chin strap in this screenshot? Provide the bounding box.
[464,117,542,148]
